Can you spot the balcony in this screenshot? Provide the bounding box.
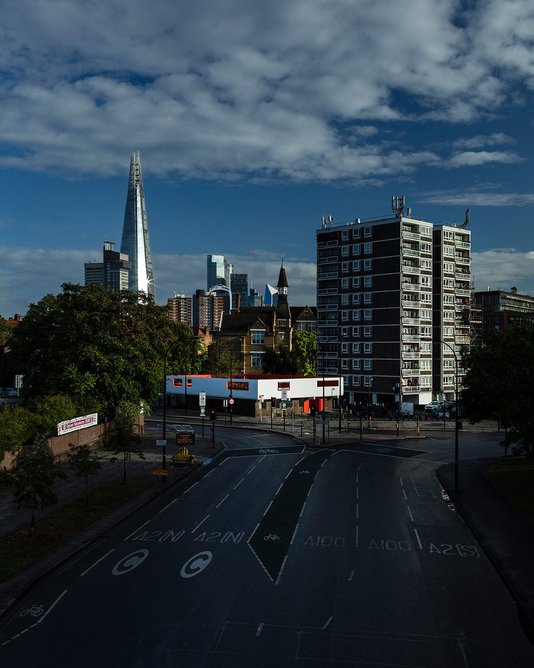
[402,263,421,274]
[455,288,471,297]
[402,298,421,307]
[402,317,420,325]
[402,351,419,360]
[402,334,420,343]
[402,248,420,258]
[402,283,420,292]
[455,254,471,264]
[455,240,471,249]
[402,230,420,240]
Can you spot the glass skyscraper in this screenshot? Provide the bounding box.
[120,151,155,298]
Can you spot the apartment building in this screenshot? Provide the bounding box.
[316,202,472,408]
[167,293,192,325]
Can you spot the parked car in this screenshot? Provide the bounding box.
[424,400,444,413]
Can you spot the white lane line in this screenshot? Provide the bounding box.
[356,503,359,520]
[407,505,415,522]
[355,524,359,548]
[256,622,264,638]
[125,520,150,541]
[216,494,230,509]
[414,528,423,550]
[263,500,274,516]
[183,480,200,495]
[399,476,404,487]
[356,487,359,500]
[37,590,68,625]
[159,498,178,513]
[348,570,354,581]
[192,515,210,533]
[322,615,333,630]
[401,487,408,501]
[299,501,307,518]
[247,464,257,474]
[233,478,244,490]
[275,555,289,585]
[80,550,114,577]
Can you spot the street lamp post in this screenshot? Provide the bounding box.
[442,339,460,492]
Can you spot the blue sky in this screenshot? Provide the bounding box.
[1,0,534,316]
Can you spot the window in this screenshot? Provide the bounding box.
[421,259,432,270]
[421,242,432,254]
[444,311,454,321]
[352,244,361,255]
[364,342,372,353]
[352,326,360,337]
[353,375,361,386]
[341,229,349,240]
[341,245,349,256]
[364,276,373,287]
[421,326,431,337]
[341,326,349,336]
[420,292,432,303]
[341,310,349,321]
[352,309,361,321]
[251,329,266,344]
[364,309,372,320]
[421,275,431,286]
[444,245,455,257]
[443,326,454,337]
[341,261,349,272]
[352,260,361,272]
[352,342,360,353]
[420,309,431,320]
[364,293,372,304]
[352,293,360,304]
[341,278,349,288]
[364,226,372,237]
[364,375,372,387]
[352,359,360,369]
[352,276,361,288]
[364,242,372,254]
[341,294,349,305]
[341,359,349,369]
[364,259,373,271]
[364,359,372,370]
[341,342,349,353]
[364,326,372,337]
[251,352,264,368]
[352,227,361,239]
[444,262,455,274]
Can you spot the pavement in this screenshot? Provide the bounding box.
[0,410,533,646]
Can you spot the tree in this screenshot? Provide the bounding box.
[7,435,67,531]
[462,324,534,456]
[29,394,79,437]
[0,405,35,461]
[292,330,317,376]
[67,444,101,505]
[7,283,181,417]
[262,346,297,374]
[107,400,145,483]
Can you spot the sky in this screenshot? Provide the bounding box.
[1,0,534,317]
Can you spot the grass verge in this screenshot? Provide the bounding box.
[0,476,154,584]
[484,458,534,522]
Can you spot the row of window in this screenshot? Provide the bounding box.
[341,259,373,272]
[340,226,373,240]
[341,293,373,305]
[341,242,373,256]
[341,276,373,289]
[341,309,373,321]
[341,359,373,370]
[341,342,372,353]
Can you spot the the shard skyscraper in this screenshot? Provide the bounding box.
[120,151,155,299]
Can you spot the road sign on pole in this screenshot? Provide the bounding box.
[199,391,206,407]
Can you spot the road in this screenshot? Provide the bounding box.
[1,428,533,667]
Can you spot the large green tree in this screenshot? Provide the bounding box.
[8,284,196,417]
[292,330,317,376]
[462,324,534,456]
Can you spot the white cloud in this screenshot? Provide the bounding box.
[446,151,521,168]
[418,189,534,207]
[0,245,317,317]
[0,0,533,181]
[452,133,515,150]
[472,249,534,294]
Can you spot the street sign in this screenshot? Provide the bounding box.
[200,406,206,417]
[281,388,288,400]
[229,398,235,405]
[281,401,287,410]
[199,391,206,407]
[152,468,168,476]
[155,439,167,447]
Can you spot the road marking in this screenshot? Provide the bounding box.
[180,551,213,578]
[407,505,415,522]
[322,615,333,630]
[355,524,359,548]
[348,570,354,581]
[247,464,257,474]
[183,480,199,495]
[401,487,408,500]
[125,521,150,541]
[233,478,244,490]
[159,498,178,513]
[414,528,423,550]
[256,622,264,638]
[215,494,230,509]
[80,549,114,577]
[192,515,210,533]
[356,503,359,520]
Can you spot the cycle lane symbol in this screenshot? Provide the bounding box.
[19,604,44,618]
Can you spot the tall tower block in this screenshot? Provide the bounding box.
[120,151,155,298]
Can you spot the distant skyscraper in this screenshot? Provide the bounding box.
[84,241,130,292]
[167,293,192,325]
[207,254,232,290]
[120,151,155,298]
[231,273,248,309]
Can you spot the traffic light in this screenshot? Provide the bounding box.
[209,409,217,421]
[270,397,276,408]
[310,406,317,417]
